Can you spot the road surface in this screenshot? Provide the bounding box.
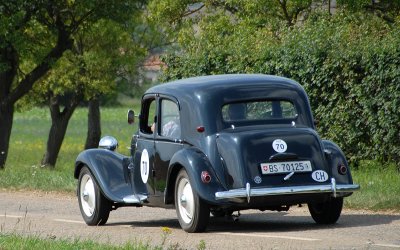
[1,190,399,249]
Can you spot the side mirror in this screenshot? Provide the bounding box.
[127,110,135,124]
[99,136,118,151]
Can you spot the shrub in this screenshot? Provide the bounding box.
[160,11,400,168]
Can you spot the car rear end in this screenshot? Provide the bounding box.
[213,100,359,210]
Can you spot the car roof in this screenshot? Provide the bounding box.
[143,74,315,138]
[145,74,305,97]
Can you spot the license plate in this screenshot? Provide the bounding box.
[260,160,312,175]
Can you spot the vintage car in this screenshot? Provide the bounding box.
[74,74,359,232]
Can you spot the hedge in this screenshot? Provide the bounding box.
[161,11,400,167]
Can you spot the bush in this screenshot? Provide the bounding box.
[160,11,400,168]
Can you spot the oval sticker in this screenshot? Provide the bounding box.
[311,170,328,182]
[272,139,287,153]
[140,149,150,183]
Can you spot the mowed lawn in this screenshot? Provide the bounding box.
[1,106,399,211]
[2,106,138,193]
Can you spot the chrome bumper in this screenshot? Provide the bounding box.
[215,178,360,202]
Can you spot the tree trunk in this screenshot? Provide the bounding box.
[0,105,14,169]
[41,94,80,167]
[0,45,17,169]
[41,112,71,167]
[85,97,101,149]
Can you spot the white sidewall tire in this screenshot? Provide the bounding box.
[78,166,111,226]
[174,169,210,233]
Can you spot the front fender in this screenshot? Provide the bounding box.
[322,140,354,185]
[165,147,224,206]
[74,149,131,203]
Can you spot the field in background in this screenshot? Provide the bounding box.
[1,104,139,193]
[0,106,399,211]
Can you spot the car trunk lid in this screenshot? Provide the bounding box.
[216,126,329,189]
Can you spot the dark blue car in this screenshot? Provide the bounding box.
[74,74,359,232]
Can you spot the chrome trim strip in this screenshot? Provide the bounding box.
[331,178,337,198]
[215,182,360,200]
[246,183,251,203]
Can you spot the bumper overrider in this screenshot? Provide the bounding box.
[215,178,360,203]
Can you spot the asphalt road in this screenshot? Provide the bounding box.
[1,190,399,249]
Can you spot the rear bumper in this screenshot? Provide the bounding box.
[215,178,360,202]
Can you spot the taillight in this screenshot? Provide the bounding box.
[201,171,211,183]
[197,126,205,133]
[338,163,348,175]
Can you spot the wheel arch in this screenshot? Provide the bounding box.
[322,140,354,185]
[164,148,223,206]
[164,163,184,205]
[74,149,132,203]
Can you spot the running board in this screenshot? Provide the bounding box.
[123,194,148,204]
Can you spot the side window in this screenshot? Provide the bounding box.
[160,99,180,139]
[140,97,157,134]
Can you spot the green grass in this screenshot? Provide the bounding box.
[0,233,152,250]
[0,232,207,250]
[2,104,140,193]
[1,106,399,211]
[0,228,206,250]
[345,161,400,211]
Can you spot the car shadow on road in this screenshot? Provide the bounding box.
[106,218,182,229]
[207,211,400,233]
[105,211,399,233]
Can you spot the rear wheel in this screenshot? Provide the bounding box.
[78,166,111,225]
[308,197,343,224]
[175,169,210,232]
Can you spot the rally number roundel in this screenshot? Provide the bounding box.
[272,139,287,153]
[140,149,150,183]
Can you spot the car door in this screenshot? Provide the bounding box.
[153,97,184,205]
[132,94,157,197]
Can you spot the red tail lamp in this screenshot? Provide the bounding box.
[338,163,348,175]
[201,171,211,183]
[197,126,205,133]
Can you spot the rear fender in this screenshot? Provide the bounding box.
[74,149,131,203]
[322,140,354,185]
[164,148,224,206]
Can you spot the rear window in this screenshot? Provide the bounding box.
[222,100,297,122]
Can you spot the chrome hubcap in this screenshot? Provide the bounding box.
[83,191,89,202]
[180,194,187,206]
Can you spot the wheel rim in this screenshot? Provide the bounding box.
[177,177,195,224]
[80,174,96,217]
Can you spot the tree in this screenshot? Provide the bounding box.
[337,0,400,23]
[37,17,148,166]
[154,2,400,166]
[0,0,144,168]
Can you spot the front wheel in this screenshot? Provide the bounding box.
[175,169,210,232]
[78,166,111,225]
[308,197,343,224]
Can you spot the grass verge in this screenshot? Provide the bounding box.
[0,228,206,250]
[0,233,150,250]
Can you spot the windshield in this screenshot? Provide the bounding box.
[222,100,297,123]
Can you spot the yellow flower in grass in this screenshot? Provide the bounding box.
[161,226,172,235]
